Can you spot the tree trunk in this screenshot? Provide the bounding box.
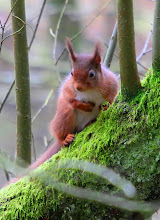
[152,0,160,71]
[117,0,141,99]
[11,0,31,164]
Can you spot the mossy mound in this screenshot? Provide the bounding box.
[0,70,160,220]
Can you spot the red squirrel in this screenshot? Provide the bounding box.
[50,39,119,146]
[5,39,118,186]
[31,39,118,170]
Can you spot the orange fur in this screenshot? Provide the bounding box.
[50,39,119,144]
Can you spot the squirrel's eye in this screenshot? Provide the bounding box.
[89,70,95,78]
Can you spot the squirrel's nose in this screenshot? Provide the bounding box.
[75,85,83,92]
[76,87,83,91]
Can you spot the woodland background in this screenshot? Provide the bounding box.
[0,0,160,219]
[0,0,153,191]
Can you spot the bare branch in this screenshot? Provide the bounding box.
[0,0,19,53]
[137,61,149,71]
[4,169,10,181]
[1,15,33,45]
[137,71,146,77]
[44,137,54,151]
[0,1,46,114]
[136,31,152,62]
[0,27,5,54]
[0,22,25,114]
[73,1,112,41]
[104,43,146,77]
[103,21,117,67]
[32,133,36,161]
[55,0,112,66]
[145,48,152,54]
[1,25,25,44]
[0,80,15,114]
[32,89,53,123]
[4,0,19,27]
[28,0,47,50]
[52,0,69,82]
[49,28,55,38]
[53,0,68,61]
[12,14,33,30]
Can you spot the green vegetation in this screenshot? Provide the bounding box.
[0,71,159,219]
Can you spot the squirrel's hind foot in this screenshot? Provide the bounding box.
[62,134,75,146]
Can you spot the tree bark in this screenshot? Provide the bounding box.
[152,0,160,71]
[117,0,141,99]
[11,0,31,164]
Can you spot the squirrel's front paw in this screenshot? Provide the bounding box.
[82,102,95,112]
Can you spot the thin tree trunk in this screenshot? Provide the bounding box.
[152,0,160,71]
[11,0,31,164]
[117,0,141,99]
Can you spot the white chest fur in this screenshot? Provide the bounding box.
[75,89,105,131]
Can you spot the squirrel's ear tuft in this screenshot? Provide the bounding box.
[91,42,102,66]
[66,38,76,62]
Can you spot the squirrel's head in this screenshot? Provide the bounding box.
[66,38,103,92]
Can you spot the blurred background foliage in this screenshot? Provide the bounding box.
[0,0,153,187]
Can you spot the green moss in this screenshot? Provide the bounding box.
[0,70,160,220]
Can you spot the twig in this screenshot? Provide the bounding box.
[137,61,149,71]
[0,0,19,53]
[4,169,10,181]
[55,0,112,66]
[32,133,36,161]
[44,137,54,151]
[104,43,146,77]
[0,1,46,114]
[144,48,152,55]
[53,0,68,61]
[103,20,117,67]
[32,89,53,123]
[49,28,55,38]
[12,14,33,30]
[1,25,25,44]
[1,15,33,45]
[28,0,47,50]
[4,0,20,26]
[136,31,152,62]
[51,0,69,82]
[0,25,27,114]
[0,26,5,54]
[43,136,48,148]
[72,1,112,41]
[0,80,15,113]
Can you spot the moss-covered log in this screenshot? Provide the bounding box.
[0,71,160,219]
